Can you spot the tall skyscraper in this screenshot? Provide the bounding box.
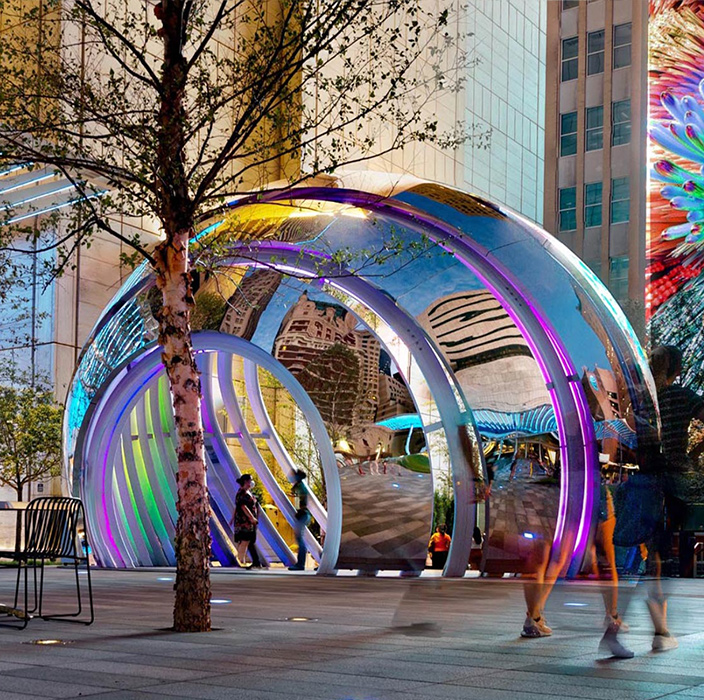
[543,0,648,338]
[382,0,548,223]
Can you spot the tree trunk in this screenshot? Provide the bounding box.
[154,230,212,633]
[154,0,211,633]
[14,483,23,558]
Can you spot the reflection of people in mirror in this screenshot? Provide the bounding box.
[428,524,451,570]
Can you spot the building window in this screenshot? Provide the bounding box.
[612,99,631,146]
[586,106,603,151]
[562,0,579,8]
[562,37,579,82]
[609,256,629,304]
[586,260,602,279]
[560,112,578,156]
[585,182,602,227]
[559,187,577,231]
[37,483,44,493]
[610,177,630,223]
[587,30,605,75]
[613,23,631,69]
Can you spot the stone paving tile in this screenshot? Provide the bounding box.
[129,682,324,700]
[528,662,704,686]
[661,689,704,698]
[448,672,687,700]
[199,671,438,697]
[48,659,218,682]
[376,646,551,670]
[71,693,175,700]
[0,645,131,664]
[105,652,267,675]
[1,665,158,690]
[228,666,441,692]
[187,673,415,700]
[0,675,113,698]
[291,656,483,683]
[373,687,563,700]
[0,660,34,673]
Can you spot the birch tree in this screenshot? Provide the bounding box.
[0,0,472,631]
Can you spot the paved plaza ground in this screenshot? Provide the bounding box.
[1,567,704,699]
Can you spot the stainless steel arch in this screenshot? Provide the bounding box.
[79,333,342,573]
[222,190,598,566]
[66,178,657,578]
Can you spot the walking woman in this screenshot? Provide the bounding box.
[606,345,704,656]
[230,473,263,568]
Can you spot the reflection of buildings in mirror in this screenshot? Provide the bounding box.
[573,285,636,416]
[418,289,550,413]
[272,291,414,428]
[219,269,282,340]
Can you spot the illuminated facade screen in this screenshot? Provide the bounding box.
[647,0,704,389]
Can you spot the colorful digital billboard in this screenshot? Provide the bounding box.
[648,0,704,389]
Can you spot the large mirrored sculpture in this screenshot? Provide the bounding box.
[65,173,658,576]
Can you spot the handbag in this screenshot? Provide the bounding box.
[612,472,664,547]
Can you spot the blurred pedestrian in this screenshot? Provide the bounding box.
[289,469,311,571]
[596,479,633,658]
[645,345,704,648]
[608,345,704,655]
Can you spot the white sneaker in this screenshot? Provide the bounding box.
[599,624,634,658]
[521,614,552,637]
[652,632,678,652]
[535,615,552,635]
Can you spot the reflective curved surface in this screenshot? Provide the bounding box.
[65,175,658,575]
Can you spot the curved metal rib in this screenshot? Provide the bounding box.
[199,351,296,567]
[218,353,322,562]
[195,332,341,575]
[242,359,330,530]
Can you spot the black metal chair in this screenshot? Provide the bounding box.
[0,497,94,629]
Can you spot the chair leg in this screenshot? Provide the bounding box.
[12,559,21,609]
[27,560,39,615]
[73,559,82,617]
[20,558,28,630]
[85,562,94,625]
[37,558,46,617]
[41,559,92,623]
[33,560,38,613]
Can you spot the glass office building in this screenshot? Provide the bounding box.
[463,0,546,223]
[543,0,649,338]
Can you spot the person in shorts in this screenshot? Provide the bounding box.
[230,473,263,568]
